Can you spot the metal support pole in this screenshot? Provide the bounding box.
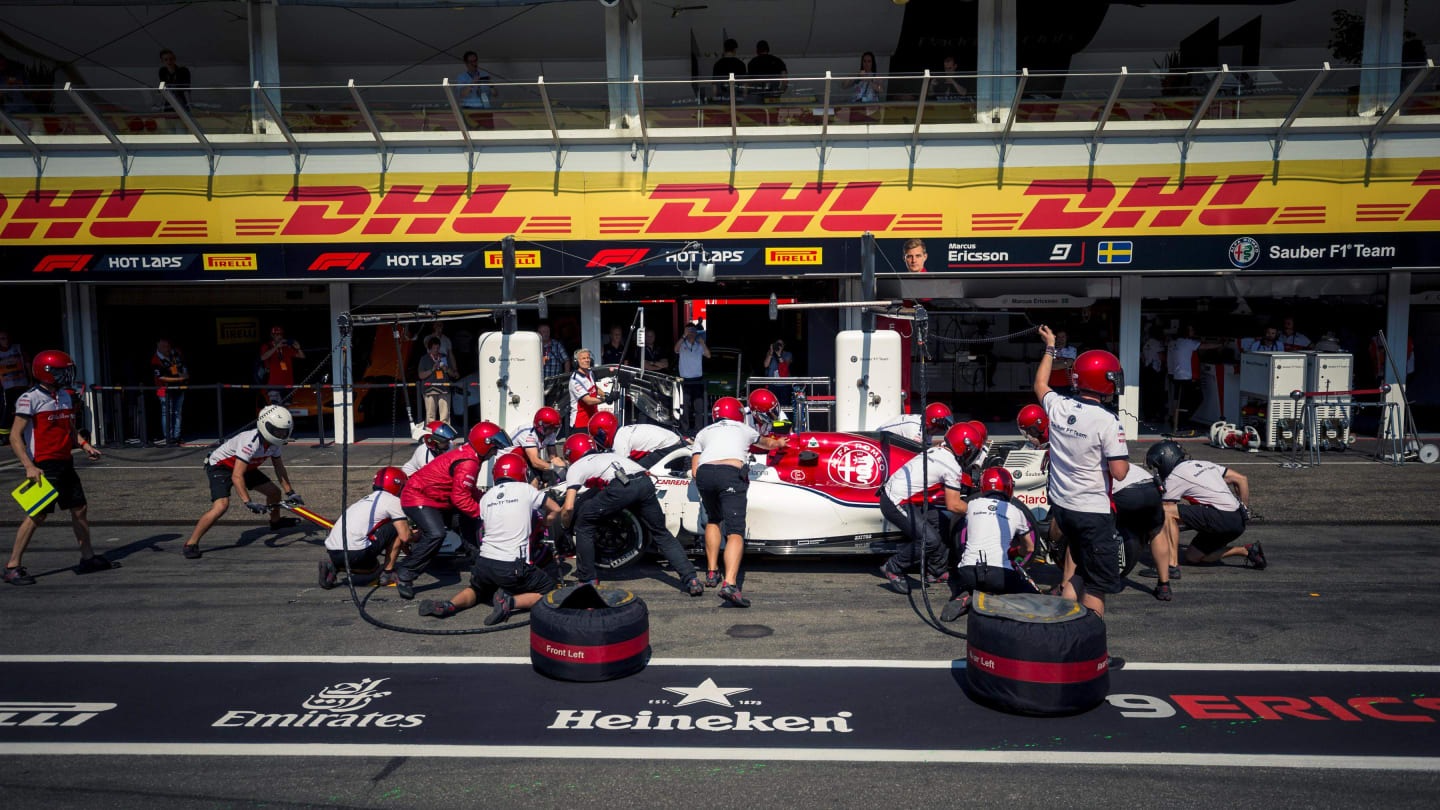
[1180,65,1228,183]
[215,385,225,445]
[860,232,876,334]
[502,235,518,335]
[315,383,326,447]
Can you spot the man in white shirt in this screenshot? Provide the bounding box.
[319,466,412,589]
[674,323,710,432]
[456,51,494,109]
[1034,325,1128,618]
[183,405,300,560]
[569,349,609,431]
[938,467,1040,622]
[1167,324,1223,430]
[1145,440,1264,570]
[589,411,690,469]
[877,423,982,594]
[512,406,567,483]
[402,421,458,477]
[876,402,954,445]
[1279,317,1310,351]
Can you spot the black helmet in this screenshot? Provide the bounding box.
[1145,440,1186,479]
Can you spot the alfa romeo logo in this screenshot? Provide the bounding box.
[1228,237,1260,269]
[826,442,886,487]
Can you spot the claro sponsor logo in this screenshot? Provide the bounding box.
[765,247,822,265]
[547,677,854,733]
[0,701,117,727]
[203,253,258,271]
[213,677,424,729]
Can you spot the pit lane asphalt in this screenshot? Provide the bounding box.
[1,438,1437,807]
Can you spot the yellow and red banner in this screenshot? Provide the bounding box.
[1,159,1438,246]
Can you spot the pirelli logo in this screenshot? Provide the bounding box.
[203,253,258,271]
[765,247,823,266]
[483,250,541,269]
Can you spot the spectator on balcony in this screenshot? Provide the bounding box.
[158,49,191,111]
[711,38,746,101]
[932,55,970,99]
[457,51,494,110]
[848,52,884,104]
[748,40,788,98]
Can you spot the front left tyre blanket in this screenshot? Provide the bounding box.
[963,592,1109,716]
[530,583,650,682]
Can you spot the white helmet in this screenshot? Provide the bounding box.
[257,404,294,445]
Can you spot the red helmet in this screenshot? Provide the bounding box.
[32,350,76,388]
[712,396,744,422]
[978,467,1014,500]
[491,452,529,484]
[533,406,563,439]
[1071,349,1123,397]
[372,466,407,496]
[1017,404,1048,441]
[748,389,779,424]
[422,421,459,453]
[967,420,988,447]
[943,423,983,466]
[587,411,619,448]
[923,402,954,435]
[564,432,597,463]
[467,421,511,460]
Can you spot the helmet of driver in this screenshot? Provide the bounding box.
[978,467,1014,500]
[467,421,511,460]
[943,422,983,467]
[1017,404,1048,442]
[1145,440,1186,479]
[372,466,407,496]
[257,404,294,445]
[748,389,779,425]
[533,406,563,440]
[31,350,76,388]
[422,421,459,453]
[491,453,529,484]
[712,396,744,423]
[588,411,619,449]
[923,402,954,435]
[1071,349,1124,397]
[967,419,989,447]
[564,432,597,463]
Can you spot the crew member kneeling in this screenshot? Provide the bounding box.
[512,406,567,484]
[1145,440,1265,571]
[402,421,458,477]
[319,466,412,589]
[878,422,983,594]
[588,411,689,470]
[420,454,561,625]
[691,396,788,607]
[940,467,1040,621]
[396,421,511,600]
[561,433,704,596]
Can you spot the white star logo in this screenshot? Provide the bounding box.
[661,678,752,708]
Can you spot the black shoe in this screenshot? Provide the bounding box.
[925,570,950,585]
[3,565,35,586]
[419,599,457,619]
[396,578,416,600]
[77,555,115,573]
[704,569,722,588]
[1170,565,1181,580]
[686,577,705,597]
[318,559,337,590]
[269,517,301,531]
[182,543,202,560]
[484,593,514,626]
[878,564,910,594]
[1246,542,1268,570]
[940,592,972,622]
[718,582,751,608]
[1155,582,1173,601]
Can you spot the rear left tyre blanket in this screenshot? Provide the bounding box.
[963,593,1109,716]
[530,583,650,682]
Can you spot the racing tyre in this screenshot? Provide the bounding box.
[1117,527,1141,579]
[593,510,645,570]
[530,583,650,682]
[964,593,1109,716]
[1008,498,1055,567]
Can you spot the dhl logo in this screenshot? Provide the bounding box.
[765,247,823,265]
[202,253,258,270]
[600,182,940,236]
[483,250,541,269]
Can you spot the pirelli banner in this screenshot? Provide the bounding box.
[1,157,1438,280]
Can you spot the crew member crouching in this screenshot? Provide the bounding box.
[876,402,954,445]
[395,421,511,600]
[1145,440,1265,571]
[877,422,983,594]
[560,433,703,596]
[1111,461,1172,601]
[182,405,302,560]
[402,421,458,477]
[420,454,560,625]
[940,467,1040,622]
[511,406,567,484]
[319,466,412,589]
[588,411,689,470]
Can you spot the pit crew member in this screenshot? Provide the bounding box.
[690,396,788,607]
[561,433,703,596]
[396,421,511,600]
[569,348,611,431]
[1034,325,1127,618]
[1112,462,1172,601]
[512,406,567,482]
[876,402,953,445]
[318,467,413,589]
[402,421,459,477]
[1017,403,1049,448]
[877,422,983,594]
[1145,440,1265,571]
[745,388,783,437]
[4,351,111,586]
[940,467,1040,622]
[420,453,561,625]
[181,405,301,560]
[587,411,689,469]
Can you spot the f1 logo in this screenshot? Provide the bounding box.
[1049,243,1073,261]
[586,248,649,268]
[32,254,93,273]
[308,252,371,271]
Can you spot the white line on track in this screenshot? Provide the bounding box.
[0,743,1433,770]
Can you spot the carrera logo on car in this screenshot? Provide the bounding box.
[308,252,371,271]
[203,253,257,271]
[826,441,886,487]
[0,701,117,727]
[32,254,93,273]
[213,677,424,730]
[483,250,541,269]
[547,677,854,733]
[765,248,822,265]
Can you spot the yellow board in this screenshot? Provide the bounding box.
[1,158,1438,244]
[11,475,58,517]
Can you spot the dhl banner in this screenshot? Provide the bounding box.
[2,158,1440,247]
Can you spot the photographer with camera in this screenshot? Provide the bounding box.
[419,337,458,424]
[763,338,793,406]
[259,326,306,405]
